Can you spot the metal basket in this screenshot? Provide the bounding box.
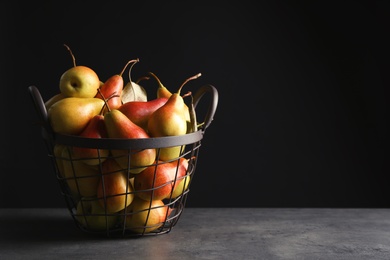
[28,84,218,238]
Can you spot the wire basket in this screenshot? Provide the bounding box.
[28,84,218,238]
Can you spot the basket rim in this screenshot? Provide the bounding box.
[44,129,204,149]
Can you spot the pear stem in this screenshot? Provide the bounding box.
[148,71,163,86]
[63,44,77,67]
[182,91,192,98]
[178,73,202,95]
[136,76,150,84]
[121,58,139,81]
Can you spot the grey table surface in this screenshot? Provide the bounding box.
[1,208,389,260]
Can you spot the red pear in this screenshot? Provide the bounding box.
[96,158,135,213]
[118,97,168,131]
[104,109,156,173]
[96,59,139,113]
[71,114,109,165]
[133,157,189,201]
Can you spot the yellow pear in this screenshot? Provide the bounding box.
[170,175,191,199]
[59,44,100,98]
[124,197,169,234]
[48,97,105,135]
[76,198,118,231]
[44,92,67,110]
[61,147,101,198]
[147,73,201,161]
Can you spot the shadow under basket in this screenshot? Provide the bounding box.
[28,84,218,238]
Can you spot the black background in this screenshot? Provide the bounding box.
[1,1,389,208]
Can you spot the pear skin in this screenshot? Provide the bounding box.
[147,85,188,161]
[118,97,168,131]
[71,114,109,165]
[124,197,168,234]
[95,74,124,113]
[95,59,138,114]
[104,109,156,173]
[59,65,101,98]
[96,158,135,213]
[61,147,101,198]
[48,97,105,135]
[45,92,67,110]
[76,198,118,231]
[133,158,189,201]
[148,71,172,99]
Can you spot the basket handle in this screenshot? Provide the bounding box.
[192,84,219,132]
[28,85,54,137]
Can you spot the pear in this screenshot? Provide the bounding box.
[147,73,201,161]
[133,157,189,201]
[44,92,67,110]
[96,158,135,213]
[96,59,139,114]
[148,71,172,99]
[117,97,168,131]
[59,44,100,98]
[76,198,118,231]
[148,71,193,130]
[71,114,109,165]
[104,109,156,173]
[48,97,105,135]
[60,147,101,198]
[124,197,169,234]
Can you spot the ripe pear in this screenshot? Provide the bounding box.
[104,109,156,173]
[133,158,189,201]
[48,97,105,135]
[71,114,109,165]
[44,92,67,110]
[60,147,101,198]
[148,71,192,124]
[124,197,169,234]
[59,65,101,98]
[117,97,168,131]
[76,198,118,231]
[59,44,100,98]
[96,59,139,114]
[170,174,191,199]
[148,71,172,99]
[96,158,135,213]
[147,73,201,161]
[53,144,66,177]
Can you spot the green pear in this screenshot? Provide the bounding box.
[48,97,105,135]
[104,109,156,173]
[147,73,201,161]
